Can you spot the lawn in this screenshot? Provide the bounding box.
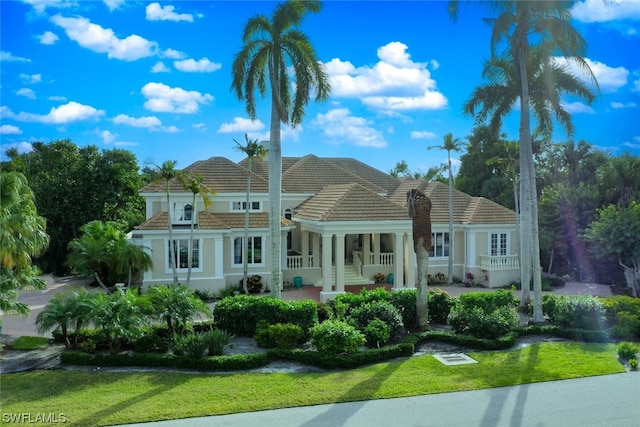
[0,341,625,427]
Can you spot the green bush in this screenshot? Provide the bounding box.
[630,358,638,370]
[213,295,317,336]
[171,333,208,359]
[601,296,640,339]
[428,288,455,324]
[255,321,304,349]
[132,333,170,354]
[11,336,50,350]
[347,301,404,334]
[333,288,418,328]
[364,319,392,348]
[448,305,518,339]
[421,330,518,350]
[550,295,605,330]
[390,289,417,327]
[457,289,516,312]
[617,341,639,360]
[310,320,365,355]
[202,328,234,356]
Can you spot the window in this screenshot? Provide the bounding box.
[491,233,508,256]
[168,239,199,269]
[232,201,260,211]
[173,203,192,223]
[430,232,450,258]
[233,236,263,265]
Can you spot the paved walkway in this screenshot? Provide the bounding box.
[118,372,639,427]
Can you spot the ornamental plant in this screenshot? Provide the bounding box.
[310,320,365,355]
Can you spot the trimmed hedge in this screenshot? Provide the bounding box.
[213,295,317,336]
[61,350,268,371]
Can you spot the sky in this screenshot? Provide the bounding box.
[1,0,639,176]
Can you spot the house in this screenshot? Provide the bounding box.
[132,155,519,301]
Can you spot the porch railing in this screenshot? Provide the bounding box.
[369,252,394,265]
[287,255,315,270]
[480,255,519,271]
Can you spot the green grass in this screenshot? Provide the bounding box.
[10,336,51,350]
[0,342,625,427]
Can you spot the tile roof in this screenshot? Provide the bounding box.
[135,211,294,230]
[140,157,269,194]
[295,183,409,221]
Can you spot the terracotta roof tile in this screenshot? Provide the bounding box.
[136,211,293,231]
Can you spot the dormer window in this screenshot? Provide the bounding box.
[173,203,193,224]
[232,201,261,212]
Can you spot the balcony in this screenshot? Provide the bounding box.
[480,255,519,271]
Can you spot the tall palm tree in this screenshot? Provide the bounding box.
[234,134,269,294]
[152,161,180,284]
[178,172,214,286]
[451,0,598,322]
[231,0,330,298]
[428,133,464,285]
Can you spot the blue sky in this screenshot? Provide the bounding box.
[1,0,639,175]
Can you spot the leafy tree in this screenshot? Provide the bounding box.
[234,134,268,294]
[597,153,640,208]
[451,0,598,323]
[145,284,211,335]
[35,288,97,348]
[231,0,330,298]
[428,133,464,285]
[178,172,214,286]
[0,172,49,316]
[584,202,640,297]
[151,161,181,284]
[2,140,144,274]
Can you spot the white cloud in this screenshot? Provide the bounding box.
[20,73,42,84]
[104,0,125,11]
[51,15,158,61]
[555,57,628,93]
[572,0,640,23]
[411,130,437,139]
[21,0,76,14]
[324,42,447,111]
[146,2,194,22]
[17,88,36,99]
[113,114,161,128]
[0,124,22,135]
[38,31,59,45]
[48,95,67,101]
[561,101,595,114]
[99,129,137,146]
[311,108,387,148]
[611,101,637,109]
[160,48,186,59]
[174,58,221,73]
[2,101,105,123]
[217,117,265,133]
[151,62,171,73]
[141,82,213,114]
[1,51,30,62]
[160,125,179,133]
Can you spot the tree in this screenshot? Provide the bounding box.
[234,134,268,294]
[110,238,153,288]
[584,202,640,297]
[179,172,214,286]
[428,133,464,285]
[151,161,180,285]
[35,288,96,348]
[1,172,49,316]
[451,0,598,323]
[145,284,211,335]
[407,189,432,330]
[231,0,330,298]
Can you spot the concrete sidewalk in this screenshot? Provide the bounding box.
[118,372,639,427]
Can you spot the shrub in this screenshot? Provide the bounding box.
[457,289,516,313]
[630,358,638,370]
[202,328,234,356]
[310,320,365,355]
[245,275,263,293]
[364,319,392,348]
[171,333,208,359]
[145,284,211,335]
[551,295,605,330]
[617,341,639,360]
[255,321,304,349]
[213,295,317,336]
[602,296,640,340]
[11,336,50,350]
[447,305,518,339]
[390,289,417,327]
[348,301,404,334]
[428,288,455,324]
[132,333,170,354]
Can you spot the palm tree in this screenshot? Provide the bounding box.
[428,133,464,285]
[0,172,49,316]
[234,134,269,294]
[66,231,111,292]
[451,0,598,322]
[178,172,214,286]
[152,161,180,284]
[36,289,96,348]
[231,0,330,298]
[110,239,153,288]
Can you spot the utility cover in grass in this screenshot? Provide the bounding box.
[434,353,477,366]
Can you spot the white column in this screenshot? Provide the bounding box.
[335,233,345,294]
[213,235,224,278]
[393,232,404,290]
[468,231,477,268]
[312,233,320,268]
[301,230,309,268]
[373,233,381,264]
[321,234,333,297]
[363,233,371,266]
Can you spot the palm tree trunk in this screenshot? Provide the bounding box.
[269,99,283,299]
[447,153,453,285]
[242,159,252,294]
[94,271,110,293]
[416,239,430,330]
